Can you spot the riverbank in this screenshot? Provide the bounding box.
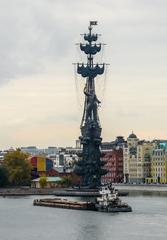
[1,184,167,197]
[0,188,84,197]
[0,187,128,197]
[113,184,167,196]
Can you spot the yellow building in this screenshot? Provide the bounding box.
[146,148,167,184]
[123,133,153,183]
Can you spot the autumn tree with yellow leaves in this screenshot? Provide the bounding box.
[3,149,32,186]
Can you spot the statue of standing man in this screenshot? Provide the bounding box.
[84,86,101,122]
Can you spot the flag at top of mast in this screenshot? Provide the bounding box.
[90,21,98,26]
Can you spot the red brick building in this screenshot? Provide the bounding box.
[101,148,124,183]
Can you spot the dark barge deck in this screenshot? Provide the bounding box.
[33,198,96,211]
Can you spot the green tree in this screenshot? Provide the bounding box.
[0,166,8,187]
[3,150,32,186]
[39,177,47,188]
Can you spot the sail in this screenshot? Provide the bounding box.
[77,63,105,78]
[84,34,98,42]
[80,43,101,55]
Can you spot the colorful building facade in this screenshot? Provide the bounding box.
[30,156,54,177]
[146,146,167,183]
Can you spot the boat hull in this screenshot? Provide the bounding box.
[95,204,132,212]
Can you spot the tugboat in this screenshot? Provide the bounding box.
[95,184,132,212]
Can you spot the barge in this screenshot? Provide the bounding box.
[33,198,96,211]
[33,184,132,213]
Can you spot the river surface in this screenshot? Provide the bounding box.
[0,195,167,240]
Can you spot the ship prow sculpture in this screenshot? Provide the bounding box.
[74,21,107,188]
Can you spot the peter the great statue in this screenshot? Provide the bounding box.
[75,21,107,188]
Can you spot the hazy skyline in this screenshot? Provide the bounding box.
[0,0,167,149]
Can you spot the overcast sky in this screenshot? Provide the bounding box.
[0,0,167,149]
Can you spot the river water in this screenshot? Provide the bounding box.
[0,195,167,240]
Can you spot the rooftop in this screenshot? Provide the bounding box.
[32,177,62,182]
[128,132,137,139]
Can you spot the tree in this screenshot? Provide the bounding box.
[39,177,47,188]
[0,166,8,187]
[3,149,32,186]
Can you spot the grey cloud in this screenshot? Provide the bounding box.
[0,0,75,85]
[0,0,167,85]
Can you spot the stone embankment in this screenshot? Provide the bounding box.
[0,187,128,197]
[0,188,57,196]
[0,188,100,197]
[113,184,167,196]
[1,184,167,197]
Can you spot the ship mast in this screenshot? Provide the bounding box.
[75,21,107,188]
